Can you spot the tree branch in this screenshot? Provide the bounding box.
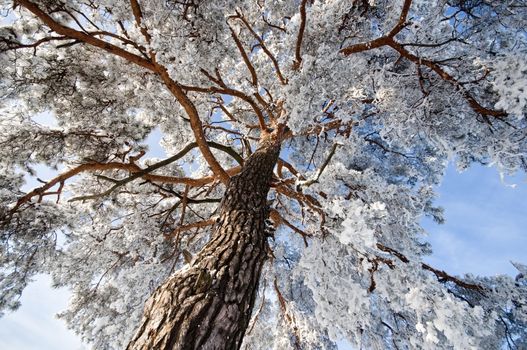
[376,243,485,293]
[165,218,216,239]
[233,11,288,85]
[229,25,258,87]
[9,141,243,213]
[17,0,156,71]
[296,143,339,188]
[17,0,231,185]
[339,1,505,120]
[155,67,231,184]
[68,141,242,202]
[292,0,308,70]
[129,0,152,45]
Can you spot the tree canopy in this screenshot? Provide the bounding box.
[0,0,526,349]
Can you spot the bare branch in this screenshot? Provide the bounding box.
[130,0,152,45]
[165,218,216,239]
[296,143,339,188]
[68,141,242,202]
[293,0,308,70]
[377,243,485,293]
[229,25,258,87]
[233,12,288,85]
[17,0,156,71]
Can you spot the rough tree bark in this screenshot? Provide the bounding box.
[127,132,281,350]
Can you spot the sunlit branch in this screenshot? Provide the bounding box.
[165,218,216,239]
[228,25,258,87]
[154,67,231,184]
[68,141,241,202]
[17,0,231,185]
[338,0,505,120]
[232,11,288,85]
[9,141,242,213]
[293,0,309,70]
[17,0,156,71]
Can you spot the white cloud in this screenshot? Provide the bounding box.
[0,276,84,350]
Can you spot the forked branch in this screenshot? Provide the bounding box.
[339,0,505,120]
[17,0,231,185]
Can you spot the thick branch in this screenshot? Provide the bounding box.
[17,0,156,71]
[155,67,231,184]
[130,0,152,44]
[17,0,231,184]
[10,141,243,211]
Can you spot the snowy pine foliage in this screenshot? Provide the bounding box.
[0,0,526,349]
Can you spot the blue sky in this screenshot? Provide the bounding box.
[0,153,526,349]
[1,6,525,349]
[423,164,527,277]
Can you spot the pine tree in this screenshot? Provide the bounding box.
[1,1,526,349]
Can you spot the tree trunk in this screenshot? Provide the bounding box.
[127,135,281,350]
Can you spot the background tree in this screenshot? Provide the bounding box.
[0,0,526,349]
